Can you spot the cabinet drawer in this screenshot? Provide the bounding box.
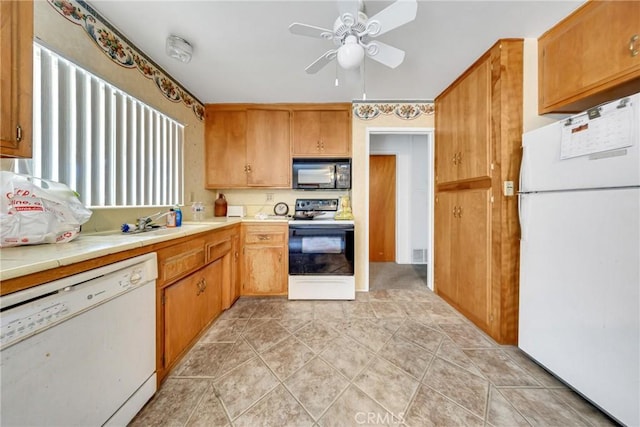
[157,238,205,285]
[206,238,232,262]
[243,224,287,244]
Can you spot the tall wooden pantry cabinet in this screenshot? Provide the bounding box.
[434,39,523,344]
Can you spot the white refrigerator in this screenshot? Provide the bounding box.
[519,94,639,427]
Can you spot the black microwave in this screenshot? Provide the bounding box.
[292,158,351,190]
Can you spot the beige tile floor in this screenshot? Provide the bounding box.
[131,288,616,426]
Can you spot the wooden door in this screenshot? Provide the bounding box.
[0,0,32,158]
[230,231,241,305]
[434,191,456,302]
[540,1,640,112]
[320,110,350,156]
[369,155,396,262]
[455,189,491,330]
[201,260,223,324]
[292,110,321,155]
[435,89,457,184]
[204,110,247,187]
[458,58,491,182]
[163,270,207,368]
[246,109,290,187]
[243,245,285,294]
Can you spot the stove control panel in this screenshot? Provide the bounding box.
[294,199,339,212]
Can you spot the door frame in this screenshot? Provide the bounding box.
[363,127,435,291]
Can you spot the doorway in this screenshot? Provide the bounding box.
[369,155,396,262]
[366,130,434,291]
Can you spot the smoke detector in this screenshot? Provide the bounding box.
[166,35,193,63]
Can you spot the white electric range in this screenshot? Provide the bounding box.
[288,199,355,300]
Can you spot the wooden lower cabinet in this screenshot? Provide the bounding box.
[161,260,222,379]
[156,225,238,382]
[435,189,491,332]
[242,223,288,295]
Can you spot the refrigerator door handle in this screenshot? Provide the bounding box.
[518,192,529,242]
[519,144,529,193]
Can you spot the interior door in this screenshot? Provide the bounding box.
[369,155,396,262]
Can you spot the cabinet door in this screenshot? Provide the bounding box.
[0,0,32,158]
[292,110,351,156]
[243,246,285,295]
[457,58,491,182]
[246,109,290,187]
[435,57,491,184]
[204,110,247,187]
[455,189,491,330]
[163,270,207,368]
[201,259,223,325]
[539,1,640,112]
[292,111,321,155]
[435,93,457,184]
[230,232,241,306]
[434,192,456,302]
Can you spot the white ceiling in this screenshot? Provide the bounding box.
[89,0,584,104]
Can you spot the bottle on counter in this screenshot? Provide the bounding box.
[167,209,177,227]
[214,193,227,217]
[192,201,205,221]
[174,205,182,226]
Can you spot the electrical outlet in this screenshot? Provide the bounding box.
[503,181,514,196]
[266,193,274,202]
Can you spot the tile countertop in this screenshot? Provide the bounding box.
[0,217,293,282]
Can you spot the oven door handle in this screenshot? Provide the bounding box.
[289,224,354,231]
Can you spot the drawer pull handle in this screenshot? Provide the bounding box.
[196,278,206,295]
[258,235,270,241]
[631,34,639,57]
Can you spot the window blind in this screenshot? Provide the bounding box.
[24,43,184,207]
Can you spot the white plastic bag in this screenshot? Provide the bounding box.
[0,171,92,247]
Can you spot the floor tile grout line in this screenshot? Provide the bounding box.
[401,334,442,423]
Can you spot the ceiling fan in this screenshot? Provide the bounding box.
[289,0,418,74]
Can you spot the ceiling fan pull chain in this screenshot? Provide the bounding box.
[361,58,367,100]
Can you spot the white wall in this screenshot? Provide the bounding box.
[370,133,430,264]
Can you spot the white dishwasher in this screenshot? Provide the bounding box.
[0,252,158,427]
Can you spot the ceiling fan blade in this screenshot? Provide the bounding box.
[337,0,360,22]
[365,41,405,69]
[366,0,417,37]
[305,50,338,74]
[289,23,334,40]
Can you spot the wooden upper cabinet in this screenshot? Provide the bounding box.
[205,109,247,187]
[292,108,351,157]
[246,109,290,187]
[0,0,33,158]
[435,54,491,185]
[539,0,640,113]
[205,107,291,188]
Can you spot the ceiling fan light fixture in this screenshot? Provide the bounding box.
[337,35,364,69]
[166,35,193,63]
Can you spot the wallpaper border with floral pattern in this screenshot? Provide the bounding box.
[352,102,434,121]
[48,0,205,121]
